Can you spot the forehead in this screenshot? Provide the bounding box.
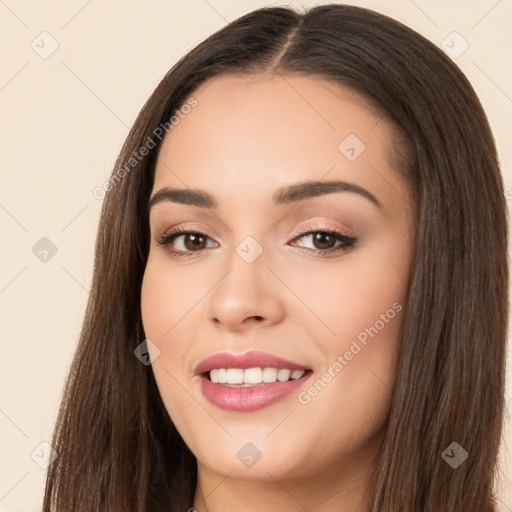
[152,73,410,214]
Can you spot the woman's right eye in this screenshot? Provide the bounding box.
[154,229,218,259]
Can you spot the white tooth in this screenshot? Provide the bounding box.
[262,367,278,383]
[211,367,306,385]
[217,368,227,384]
[244,367,263,384]
[226,368,244,384]
[277,369,291,382]
[290,370,305,380]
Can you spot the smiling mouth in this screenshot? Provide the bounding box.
[198,366,313,412]
[195,350,314,411]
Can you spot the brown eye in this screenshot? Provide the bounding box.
[291,228,357,255]
[181,233,208,251]
[155,228,218,259]
[309,232,338,250]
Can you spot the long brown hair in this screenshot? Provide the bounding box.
[43,4,509,511]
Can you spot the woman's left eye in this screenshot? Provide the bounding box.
[291,230,357,254]
[154,226,357,259]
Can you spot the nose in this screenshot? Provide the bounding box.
[207,246,285,332]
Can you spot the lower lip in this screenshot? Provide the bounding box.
[200,373,312,412]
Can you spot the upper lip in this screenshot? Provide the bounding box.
[194,350,312,375]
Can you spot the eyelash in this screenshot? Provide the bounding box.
[154,222,357,260]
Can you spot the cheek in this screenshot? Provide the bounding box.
[140,257,211,343]
[140,260,182,332]
[284,235,410,344]
[288,238,408,438]
[140,262,194,373]
[140,259,207,424]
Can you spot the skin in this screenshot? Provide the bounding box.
[140,73,416,512]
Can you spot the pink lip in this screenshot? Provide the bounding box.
[194,350,311,375]
[195,350,313,412]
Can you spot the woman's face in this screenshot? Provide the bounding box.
[141,73,416,488]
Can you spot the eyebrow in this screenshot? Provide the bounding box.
[148,180,382,211]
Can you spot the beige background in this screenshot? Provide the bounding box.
[0,1,510,510]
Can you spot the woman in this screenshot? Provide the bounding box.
[42,4,509,511]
